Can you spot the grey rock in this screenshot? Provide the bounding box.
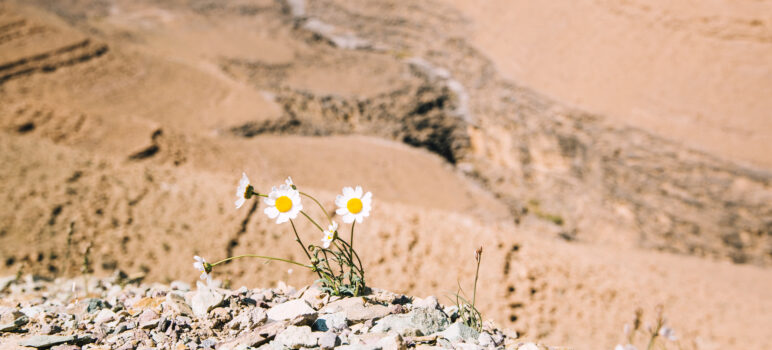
[371,308,449,337]
[274,325,317,349]
[266,299,316,322]
[413,296,439,310]
[20,306,44,319]
[377,333,406,350]
[0,276,15,292]
[86,299,109,313]
[40,323,62,335]
[0,315,28,332]
[164,292,194,317]
[94,309,116,324]
[19,335,76,348]
[191,286,224,318]
[477,332,494,347]
[137,309,158,326]
[322,298,390,323]
[313,311,347,332]
[317,332,339,349]
[437,322,479,343]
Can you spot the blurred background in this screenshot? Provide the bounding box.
[1,0,770,349]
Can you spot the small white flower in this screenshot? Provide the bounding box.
[321,221,338,248]
[193,256,211,282]
[335,186,372,224]
[659,326,677,341]
[285,176,295,188]
[263,182,303,224]
[235,172,252,209]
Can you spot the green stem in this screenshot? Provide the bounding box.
[289,219,313,261]
[472,253,481,307]
[300,211,325,232]
[211,254,311,269]
[349,221,356,273]
[300,192,332,224]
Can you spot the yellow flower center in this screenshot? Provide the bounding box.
[347,198,363,214]
[275,196,293,213]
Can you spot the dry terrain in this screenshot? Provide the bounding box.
[1,0,771,349]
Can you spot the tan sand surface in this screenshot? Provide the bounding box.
[1,1,771,349]
[450,0,772,169]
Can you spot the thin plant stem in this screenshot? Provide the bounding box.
[211,254,311,269]
[300,192,332,224]
[472,253,481,307]
[300,211,324,232]
[349,221,356,273]
[289,219,313,261]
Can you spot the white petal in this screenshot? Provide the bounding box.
[342,186,355,197]
[200,272,208,280]
[235,197,246,209]
[355,215,364,224]
[336,207,348,215]
[335,195,346,207]
[342,213,355,224]
[194,256,202,261]
[264,206,279,219]
[277,215,289,224]
[362,192,372,202]
[354,186,363,197]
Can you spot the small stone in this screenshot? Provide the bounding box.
[266,299,316,323]
[518,343,540,350]
[164,292,194,317]
[0,276,15,292]
[170,281,191,291]
[40,323,63,335]
[210,307,232,329]
[322,297,390,323]
[0,315,29,332]
[138,309,160,329]
[313,312,348,332]
[371,307,449,337]
[455,344,483,350]
[437,322,479,343]
[190,285,224,318]
[50,345,79,350]
[413,296,439,310]
[478,332,494,347]
[94,309,116,324]
[86,299,109,313]
[377,333,406,350]
[274,325,317,349]
[20,335,76,348]
[318,332,339,349]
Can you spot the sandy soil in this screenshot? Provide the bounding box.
[450,0,772,169]
[1,1,771,349]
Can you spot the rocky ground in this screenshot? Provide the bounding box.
[0,275,559,350]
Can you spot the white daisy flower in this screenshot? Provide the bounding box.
[321,221,338,248]
[193,256,212,282]
[335,186,372,224]
[235,172,253,209]
[263,183,303,224]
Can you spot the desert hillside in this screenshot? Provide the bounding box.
[1,0,771,349]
